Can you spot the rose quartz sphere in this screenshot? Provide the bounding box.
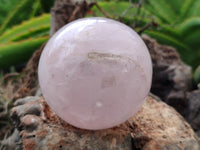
[38,17,152,130]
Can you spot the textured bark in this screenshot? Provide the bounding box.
[50,0,93,36]
[12,44,45,100]
[10,95,200,150]
[142,35,192,117]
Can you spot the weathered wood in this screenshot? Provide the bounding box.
[50,0,93,36]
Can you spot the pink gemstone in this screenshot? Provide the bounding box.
[38,17,152,130]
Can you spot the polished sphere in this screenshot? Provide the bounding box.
[38,17,152,130]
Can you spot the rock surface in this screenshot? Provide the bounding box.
[142,35,192,116]
[9,95,200,150]
[186,85,200,137]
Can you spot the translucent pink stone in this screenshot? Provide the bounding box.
[38,17,152,130]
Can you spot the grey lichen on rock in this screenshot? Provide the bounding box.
[186,86,200,138]
[9,94,200,150]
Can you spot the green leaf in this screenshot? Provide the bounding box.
[163,0,183,15]
[176,17,200,36]
[0,0,37,34]
[188,0,200,17]
[0,0,21,25]
[145,0,177,24]
[30,0,43,17]
[0,37,49,68]
[180,0,196,19]
[40,0,55,13]
[0,14,50,43]
[194,66,200,84]
[155,24,181,39]
[183,29,200,48]
[11,26,49,42]
[91,2,147,18]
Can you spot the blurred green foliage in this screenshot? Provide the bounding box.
[92,0,200,70]
[0,14,50,43]
[194,66,200,85]
[0,0,41,34]
[90,1,151,30]
[143,0,200,69]
[0,0,200,77]
[0,14,50,68]
[0,0,54,34]
[0,0,20,25]
[40,0,55,12]
[0,0,52,69]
